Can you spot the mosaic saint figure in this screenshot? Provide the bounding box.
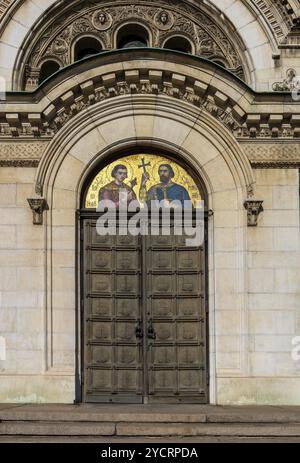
[140,163,191,206]
[98,164,137,207]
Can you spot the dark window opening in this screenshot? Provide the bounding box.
[164,36,192,54]
[117,24,149,49]
[74,37,103,61]
[39,60,60,84]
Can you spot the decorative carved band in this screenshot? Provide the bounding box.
[0,160,40,167]
[24,0,245,90]
[1,61,300,144]
[242,143,300,168]
[0,141,49,166]
[0,0,12,20]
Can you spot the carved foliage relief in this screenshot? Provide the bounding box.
[25,0,245,88]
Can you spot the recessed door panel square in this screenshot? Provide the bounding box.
[152,299,174,318]
[116,252,139,271]
[91,252,112,270]
[116,299,139,318]
[179,370,201,390]
[178,275,200,295]
[116,322,136,342]
[178,299,199,317]
[89,346,112,366]
[116,370,142,392]
[91,274,112,294]
[89,369,112,390]
[178,323,200,341]
[91,229,112,246]
[178,251,199,270]
[178,347,200,366]
[151,275,173,294]
[116,275,139,294]
[90,322,112,342]
[90,298,113,318]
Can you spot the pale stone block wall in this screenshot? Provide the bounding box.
[0,167,75,402]
[0,107,299,405]
[0,168,43,399]
[223,168,300,405]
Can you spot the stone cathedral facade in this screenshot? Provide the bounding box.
[0,0,299,405]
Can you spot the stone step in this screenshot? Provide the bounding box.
[1,421,300,437]
[0,411,206,423]
[0,422,116,436]
[0,407,300,424]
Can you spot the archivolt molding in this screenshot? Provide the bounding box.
[36,96,254,204]
[249,0,300,44]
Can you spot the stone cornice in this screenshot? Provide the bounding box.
[0,50,299,143]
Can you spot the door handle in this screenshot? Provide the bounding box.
[135,320,143,339]
[147,320,156,340]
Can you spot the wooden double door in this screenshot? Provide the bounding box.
[81,216,208,403]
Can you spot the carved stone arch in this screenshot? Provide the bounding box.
[8,0,252,91]
[161,34,195,54]
[3,0,296,91]
[113,20,154,49]
[37,93,254,204]
[36,92,253,402]
[71,33,105,62]
[37,57,62,87]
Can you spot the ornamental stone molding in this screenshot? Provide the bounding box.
[0,141,49,166]
[0,51,299,145]
[242,142,300,168]
[18,0,247,90]
[1,0,299,49]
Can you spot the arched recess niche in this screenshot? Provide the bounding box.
[34,90,254,404]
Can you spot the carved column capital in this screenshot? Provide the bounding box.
[27,198,48,225]
[244,199,264,227]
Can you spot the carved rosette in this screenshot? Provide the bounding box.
[244,199,264,227]
[27,198,48,225]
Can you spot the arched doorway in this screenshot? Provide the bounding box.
[79,151,209,404]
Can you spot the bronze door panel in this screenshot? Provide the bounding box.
[82,218,208,403]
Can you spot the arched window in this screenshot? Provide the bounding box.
[74,37,103,61]
[117,24,149,49]
[163,36,192,54]
[39,60,60,84]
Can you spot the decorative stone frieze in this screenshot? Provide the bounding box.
[0,141,49,166]
[0,53,299,150]
[242,143,300,168]
[21,0,246,90]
